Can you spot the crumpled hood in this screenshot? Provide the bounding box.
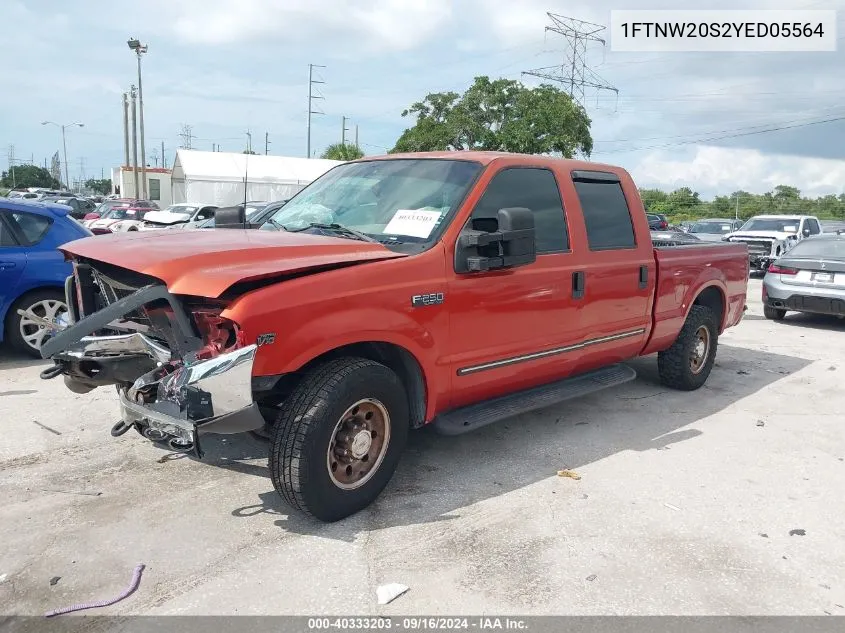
[61,229,408,297]
[142,210,191,225]
[726,231,794,241]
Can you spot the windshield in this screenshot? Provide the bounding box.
[690,221,733,234]
[96,201,129,215]
[163,205,198,214]
[260,159,482,248]
[784,238,845,259]
[102,206,139,220]
[740,218,801,233]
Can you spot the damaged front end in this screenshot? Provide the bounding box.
[39,260,263,457]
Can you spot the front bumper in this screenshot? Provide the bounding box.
[40,278,263,457]
[116,343,263,456]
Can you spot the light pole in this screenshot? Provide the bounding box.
[128,38,148,199]
[41,121,83,190]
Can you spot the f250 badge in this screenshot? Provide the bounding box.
[256,333,276,346]
[412,293,445,307]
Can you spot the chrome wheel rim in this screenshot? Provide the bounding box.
[19,299,68,351]
[326,398,391,490]
[690,325,711,374]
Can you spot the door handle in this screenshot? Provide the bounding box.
[572,271,585,299]
[0,261,17,270]
[639,265,648,289]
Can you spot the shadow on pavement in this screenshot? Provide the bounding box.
[0,348,51,371]
[212,344,812,540]
[774,312,845,332]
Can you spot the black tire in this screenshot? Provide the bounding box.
[270,357,409,522]
[658,305,719,391]
[763,305,786,321]
[5,289,68,358]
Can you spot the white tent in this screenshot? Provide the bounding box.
[170,149,343,206]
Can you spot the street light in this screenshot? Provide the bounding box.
[128,37,148,199]
[41,121,84,191]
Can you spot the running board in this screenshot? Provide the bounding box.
[432,363,637,436]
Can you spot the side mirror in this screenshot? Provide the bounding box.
[802,227,811,238]
[455,207,536,273]
[214,205,246,228]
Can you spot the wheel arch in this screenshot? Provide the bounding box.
[258,341,429,429]
[691,284,726,333]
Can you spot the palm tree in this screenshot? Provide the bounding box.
[320,143,364,161]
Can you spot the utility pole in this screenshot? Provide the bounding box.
[522,13,618,110]
[122,92,130,168]
[150,147,159,167]
[130,85,140,198]
[735,193,741,220]
[341,116,349,145]
[307,63,326,159]
[161,141,166,168]
[7,145,16,188]
[128,38,148,198]
[246,130,252,153]
[265,131,270,155]
[355,124,359,149]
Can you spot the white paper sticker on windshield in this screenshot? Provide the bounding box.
[784,226,798,233]
[383,209,442,238]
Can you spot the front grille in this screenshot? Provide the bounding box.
[731,239,772,257]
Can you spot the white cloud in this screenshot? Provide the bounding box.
[153,0,451,51]
[631,146,845,197]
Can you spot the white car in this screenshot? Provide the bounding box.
[140,203,218,231]
[88,206,150,234]
[724,214,823,273]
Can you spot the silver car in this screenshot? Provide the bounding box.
[762,234,845,321]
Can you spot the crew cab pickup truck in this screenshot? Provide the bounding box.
[724,214,823,273]
[37,152,749,522]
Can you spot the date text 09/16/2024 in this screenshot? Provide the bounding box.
[307,617,528,630]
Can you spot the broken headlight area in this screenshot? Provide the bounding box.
[40,259,263,456]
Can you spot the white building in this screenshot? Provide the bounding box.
[170,150,342,206]
[111,166,173,207]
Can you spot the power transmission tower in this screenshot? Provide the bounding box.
[78,157,87,182]
[265,132,270,155]
[245,129,252,153]
[150,146,159,167]
[522,13,618,109]
[179,124,195,149]
[307,63,326,158]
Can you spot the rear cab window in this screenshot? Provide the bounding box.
[571,170,636,250]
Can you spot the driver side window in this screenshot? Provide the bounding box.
[468,167,569,254]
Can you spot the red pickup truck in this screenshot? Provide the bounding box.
[39,152,748,522]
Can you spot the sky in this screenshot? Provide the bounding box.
[1,0,844,199]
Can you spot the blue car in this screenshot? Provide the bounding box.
[0,199,92,357]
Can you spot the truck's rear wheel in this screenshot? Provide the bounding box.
[658,305,718,391]
[269,357,409,522]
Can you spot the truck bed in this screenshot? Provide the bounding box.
[642,241,749,355]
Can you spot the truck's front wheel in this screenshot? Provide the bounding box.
[269,357,409,522]
[657,305,718,391]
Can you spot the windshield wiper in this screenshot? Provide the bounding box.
[264,217,286,231]
[288,222,377,243]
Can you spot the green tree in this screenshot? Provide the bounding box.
[84,178,112,195]
[391,76,592,157]
[321,143,365,161]
[0,165,61,189]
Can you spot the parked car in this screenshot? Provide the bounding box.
[40,196,97,220]
[762,234,845,321]
[39,151,749,522]
[199,200,287,230]
[647,213,669,230]
[140,203,219,231]
[724,214,823,274]
[83,199,159,224]
[0,199,91,357]
[686,218,744,242]
[649,228,701,246]
[88,205,153,234]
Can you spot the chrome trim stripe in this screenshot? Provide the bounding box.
[456,328,646,376]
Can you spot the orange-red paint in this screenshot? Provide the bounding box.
[61,152,749,423]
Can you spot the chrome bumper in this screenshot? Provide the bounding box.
[116,343,264,456]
